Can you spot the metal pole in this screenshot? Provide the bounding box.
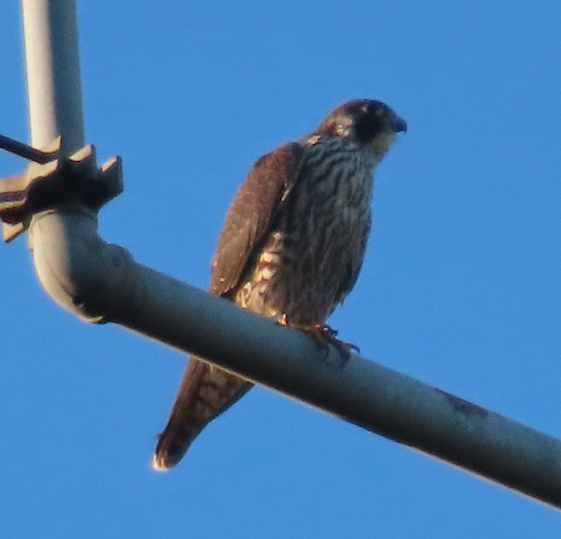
[15,0,561,510]
[22,0,84,152]
[20,0,90,315]
[27,202,561,508]
[113,261,561,509]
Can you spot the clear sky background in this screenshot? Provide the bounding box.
[1,1,560,537]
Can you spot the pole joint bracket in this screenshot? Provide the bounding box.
[0,135,123,242]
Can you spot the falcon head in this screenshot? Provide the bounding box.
[317,99,407,159]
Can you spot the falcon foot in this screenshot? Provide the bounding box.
[300,323,359,358]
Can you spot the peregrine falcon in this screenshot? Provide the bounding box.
[153,99,406,471]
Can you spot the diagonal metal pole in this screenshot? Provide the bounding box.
[0,133,59,163]
[15,0,561,510]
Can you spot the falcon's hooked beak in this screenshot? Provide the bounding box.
[393,115,408,134]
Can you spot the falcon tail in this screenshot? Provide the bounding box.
[152,356,252,471]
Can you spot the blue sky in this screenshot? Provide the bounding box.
[1,1,561,537]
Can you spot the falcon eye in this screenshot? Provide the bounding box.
[362,104,383,117]
[353,108,386,143]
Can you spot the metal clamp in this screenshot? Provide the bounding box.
[0,135,123,242]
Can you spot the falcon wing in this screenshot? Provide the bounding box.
[152,142,304,471]
[210,142,304,297]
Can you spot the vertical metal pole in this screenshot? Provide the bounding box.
[20,0,89,312]
[21,0,84,153]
